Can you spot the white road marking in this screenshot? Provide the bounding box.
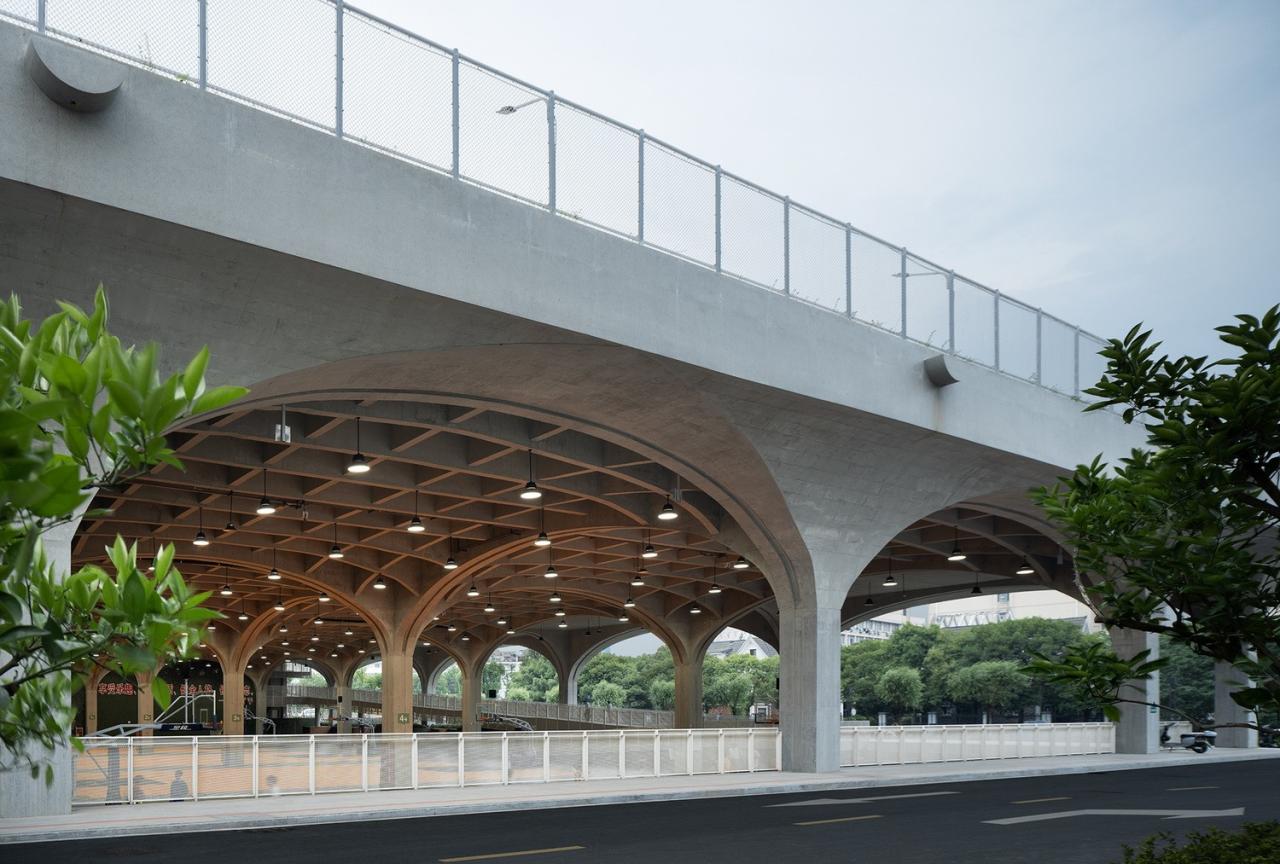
[795,814,884,827]
[985,808,1245,826]
[439,845,585,862]
[769,790,959,808]
[1166,785,1219,791]
[1011,797,1071,805]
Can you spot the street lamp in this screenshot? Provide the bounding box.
[496,97,544,115]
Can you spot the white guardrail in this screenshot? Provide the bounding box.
[71,728,780,805]
[839,722,1114,767]
[0,1,1111,401]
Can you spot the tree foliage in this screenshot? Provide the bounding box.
[0,288,245,779]
[1031,307,1280,728]
[874,667,923,718]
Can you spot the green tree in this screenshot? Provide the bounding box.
[648,678,675,711]
[874,667,923,720]
[946,660,1029,720]
[1158,635,1214,722]
[0,288,244,780]
[435,665,461,696]
[588,680,626,707]
[508,652,558,702]
[1031,307,1280,728]
[350,668,381,690]
[481,661,504,696]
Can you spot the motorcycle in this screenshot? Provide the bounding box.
[1160,722,1216,753]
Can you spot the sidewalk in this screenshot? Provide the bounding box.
[3,748,1276,844]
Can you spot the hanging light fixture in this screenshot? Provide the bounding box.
[947,526,967,562]
[641,533,658,559]
[257,468,276,515]
[507,627,516,635]
[971,583,983,595]
[1016,558,1035,576]
[484,596,496,613]
[318,592,331,603]
[624,596,636,608]
[618,614,630,623]
[557,621,568,629]
[220,566,233,596]
[274,597,286,612]
[237,608,249,621]
[346,416,371,474]
[466,584,480,598]
[732,557,749,570]
[193,504,209,546]
[329,521,344,559]
[407,490,425,533]
[344,628,353,636]
[373,575,387,590]
[446,624,457,632]
[554,608,566,617]
[544,562,558,579]
[865,595,875,606]
[657,496,679,521]
[496,615,507,625]
[519,450,542,500]
[268,543,281,580]
[225,492,237,530]
[279,624,288,632]
[631,573,645,587]
[444,556,458,571]
[461,633,471,641]
[549,591,561,603]
[707,581,722,595]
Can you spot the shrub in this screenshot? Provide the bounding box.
[1117,822,1280,863]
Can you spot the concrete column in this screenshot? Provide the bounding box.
[557,675,571,705]
[673,657,703,729]
[1110,627,1159,754]
[461,665,483,732]
[380,649,414,733]
[335,684,352,732]
[1214,660,1258,748]
[779,603,842,772]
[222,667,245,736]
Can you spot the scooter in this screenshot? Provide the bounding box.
[1160,722,1216,753]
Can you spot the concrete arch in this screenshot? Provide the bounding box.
[563,627,647,705]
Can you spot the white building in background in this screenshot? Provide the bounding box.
[843,589,1099,644]
[706,633,777,659]
[489,646,526,697]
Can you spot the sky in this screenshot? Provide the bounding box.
[361,0,1279,360]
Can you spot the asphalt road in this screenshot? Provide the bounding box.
[7,761,1277,864]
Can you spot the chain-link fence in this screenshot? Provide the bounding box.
[71,728,783,805]
[5,0,1112,400]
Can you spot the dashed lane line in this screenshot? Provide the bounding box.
[439,845,586,862]
[795,814,884,827]
[1166,786,1219,792]
[1011,797,1071,805]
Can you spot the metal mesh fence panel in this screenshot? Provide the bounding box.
[257,736,312,795]
[1040,316,1076,394]
[789,209,846,313]
[46,0,197,80]
[953,277,996,367]
[132,738,197,802]
[754,730,779,770]
[458,61,547,205]
[369,734,414,790]
[341,11,452,171]
[1078,332,1109,398]
[462,732,504,785]
[851,234,903,334]
[314,736,363,792]
[206,0,335,130]
[556,105,639,238]
[586,731,620,779]
[546,732,583,781]
[903,255,951,350]
[416,734,459,788]
[689,731,719,774]
[722,730,750,772]
[657,730,687,775]
[919,729,944,763]
[838,727,857,767]
[0,0,37,27]
[998,297,1038,382]
[196,737,253,798]
[507,732,545,783]
[73,738,129,804]
[719,177,784,290]
[642,141,714,265]
[623,732,656,777]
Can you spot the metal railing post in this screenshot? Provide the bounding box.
[581,731,589,781]
[1073,326,1081,398]
[361,733,369,792]
[127,738,135,803]
[457,733,465,787]
[717,729,725,774]
[637,130,645,243]
[1035,308,1043,383]
[714,166,722,272]
[501,732,509,785]
[191,736,199,801]
[993,290,1001,371]
[747,728,755,772]
[618,730,626,778]
[252,736,259,797]
[309,735,316,794]
[450,49,460,179]
[197,0,207,90]
[334,0,344,138]
[783,197,791,295]
[542,731,550,783]
[411,732,419,789]
[844,224,853,318]
[947,271,956,353]
[686,729,693,775]
[653,729,660,777]
[899,247,908,337]
[36,0,45,33]
[546,91,556,212]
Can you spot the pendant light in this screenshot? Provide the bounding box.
[193,505,209,547]
[268,543,281,580]
[274,596,286,612]
[544,560,558,579]
[466,584,480,598]
[631,569,645,587]
[554,608,566,617]
[497,615,507,625]
[407,490,425,533]
[461,633,471,641]
[443,536,458,570]
[624,596,636,608]
[549,591,561,603]
[1016,558,1035,576]
[708,563,722,595]
[219,565,233,596]
[618,614,630,623]
[507,627,516,635]
[641,532,658,559]
[519,450,542,500]
[346,416,371,474]
[257,469,276,515]
[318,591,331,603]
[533,502,551,547]
[484,596,496,613]
[689,606,701,615]
[329,521,344,559]
[557,621,568,629]
[225,492,237,530]
[657,496,678,521]
[373,574,387,590]
[947,526,967,562]
[447,624,457,632]
[237,605,249,621]
[883,554,897,588]
[732,557,749,570]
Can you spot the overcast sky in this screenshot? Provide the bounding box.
[362,0,1278,361]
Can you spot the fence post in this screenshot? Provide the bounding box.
[334,0,344,138]
[686,729,694,775]
[1035,308,1043,383]
[1073,326,1081,398]
[714,166,723,272]
[450,49,460,179]
[580,731,589,781]
[747,728,755,772]
[783,197,791,295]
[899,247,908,337]
[653,729,660,777]
[411,732,419,790]
[546,91,556,212]
[127,737,135,803]
[947,271,956,353]
[309,735,316,794]
[542,731,550,783]
[457,733,465,787]
[361,733,369,792]
[637,130,645,243]
[845,224,853,318]
[192,736,199,801]
[252,736,259,797]
[993,291,1001,371]
[775,729,781,770]
[197,0,207,90]
[36,0,45,33]
[501,732,509,785]
[618,730,626,778]
[717,729,725,774]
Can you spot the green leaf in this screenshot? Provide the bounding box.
[191,384,248,416]
[151,676,171,711]
[182,346,209,401]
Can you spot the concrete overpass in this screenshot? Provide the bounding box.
[0,6,1190,816]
